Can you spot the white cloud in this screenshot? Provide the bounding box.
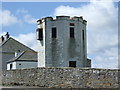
[16,8,28,14]
[92,47,118,69]
[16,8,38,24]
[54,1,118,68]
[24,14,37,24]
[14,33,38,51]
[0,32,7,36]
[0,9,37,27]
[0,10,18,26]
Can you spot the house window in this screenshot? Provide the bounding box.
[70,27,74,38]
[10,64,13,70]
[69,61,76,67]
[52,27,57,38]
[70,23,74,26]
[82,30,84,40]
[37,28,43,40]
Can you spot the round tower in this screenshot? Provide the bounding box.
[37,16,91,67]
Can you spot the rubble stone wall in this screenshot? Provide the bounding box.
[2,67,119,88]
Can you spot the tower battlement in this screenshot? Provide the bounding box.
[37,16,87,25]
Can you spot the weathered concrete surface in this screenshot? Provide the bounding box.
[1,68,119,88]
[37,16,90,67]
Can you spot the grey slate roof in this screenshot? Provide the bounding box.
[7,50,37,63]
[0,37,36,52]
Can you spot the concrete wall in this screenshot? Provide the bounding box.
[37,16,90,67]
[2,68,119,88]
[7,61,37,70]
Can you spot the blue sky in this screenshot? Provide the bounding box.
[2,2,90,36]
[1,1,118,68]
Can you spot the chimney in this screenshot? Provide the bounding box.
[0,36,4,43]
[4,32,9,40]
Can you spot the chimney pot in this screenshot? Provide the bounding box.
[4,32,9,40]
[0,36,4,43]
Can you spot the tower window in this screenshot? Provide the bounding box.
[52,27,57,38]
[69,61,76,67]
[37,28,43,40]
[82,30,84,40]
[70,27,74,38]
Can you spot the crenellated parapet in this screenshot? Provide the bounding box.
[37,16,87,25]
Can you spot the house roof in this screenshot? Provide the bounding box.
[0,37,11,47]
[7,50,37,63]
[0,37,37,52]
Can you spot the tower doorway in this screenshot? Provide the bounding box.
[69,61,76,67]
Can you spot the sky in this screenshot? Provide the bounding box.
[0,0,119,69]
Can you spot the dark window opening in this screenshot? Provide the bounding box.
[70,23,74,26]
[69,61,76,67]
[70,27,74,38]
[19,64,21,65]
[82,30,84,40]
[10,64,12,70]
[18,50,20,52]
[37,28,43,40]
[52,27,57,38]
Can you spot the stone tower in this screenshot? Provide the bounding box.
[37,16,91,67]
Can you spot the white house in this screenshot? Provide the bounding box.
[7,51,37,70]
[0,32,38,70]
[36,16,91,68]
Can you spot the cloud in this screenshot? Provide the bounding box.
[16,8,37,24]
[16,8,38,24]
[0,32,7,36]
[14,33,38,51]
[0,9,37,27]
[92,47,118,69]
[0,10,18,26]
[24,14,37,24]
[54,1,118,68]
[16,8,28,14]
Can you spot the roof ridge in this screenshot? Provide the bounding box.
[0,36,37,52]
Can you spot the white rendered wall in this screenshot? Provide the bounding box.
[7,61,37,70]
[16,61,37,69]
[7,62,17,70]
[37,20,46,67]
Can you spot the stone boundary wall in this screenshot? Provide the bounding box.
[1,67,120,88]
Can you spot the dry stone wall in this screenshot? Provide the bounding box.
[2,67,119,88]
